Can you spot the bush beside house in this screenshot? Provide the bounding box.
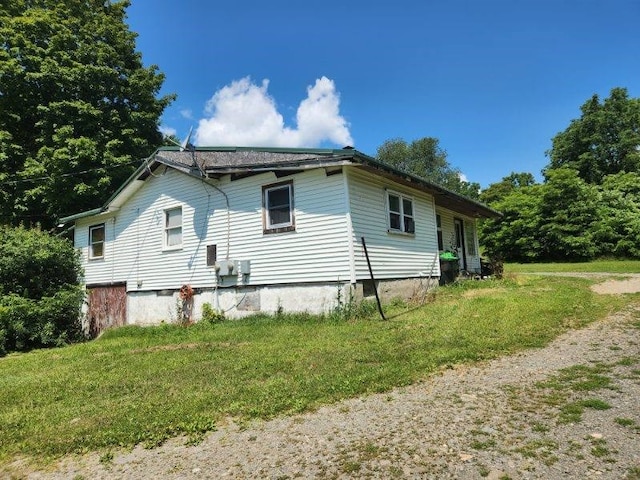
[0,226,84,355]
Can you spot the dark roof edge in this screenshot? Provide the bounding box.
[347,150,501,218]
[60,146,500,223]
[157,145,350,155]
[59,207,103,224]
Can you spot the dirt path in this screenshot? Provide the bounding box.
[19,276,640,479]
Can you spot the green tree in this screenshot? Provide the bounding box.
[479,184,543,262]
[479,172,536,205]
[592,172,640,258]
[537,169,598,261]
[0,0,174,228]
[376,137,481,199]
[546,87,640,184]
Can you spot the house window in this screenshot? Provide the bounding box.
[263,181,295,233]
[387,191,415,234]
[465,221,477,256]
[436,214,443,250]
[89,224,105,259]
[164,206,182,248]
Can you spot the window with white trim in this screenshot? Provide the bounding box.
[387,191,415,234]
[263,181,295,233]
[89,224,105,259]
[164,206,182,248]
[465,220,477,256]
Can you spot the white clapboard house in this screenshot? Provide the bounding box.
[60,147,499,335]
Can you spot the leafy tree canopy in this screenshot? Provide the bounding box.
[0,0,175,228]
[592,172,640,258]
[546,87,640,184]
[479,172,536,205]
[537,168,598,261]
[479,169,640,262]
[376,137,481,199]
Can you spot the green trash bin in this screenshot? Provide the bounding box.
[439,252,459,285]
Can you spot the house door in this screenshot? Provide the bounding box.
[454,218,467,271]
[86,283,127,338]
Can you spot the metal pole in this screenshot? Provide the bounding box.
[361,237,386,321]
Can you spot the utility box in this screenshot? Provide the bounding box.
[240,260,251,275]
[215,260,237,276]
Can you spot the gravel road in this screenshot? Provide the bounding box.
[19,276,640,479]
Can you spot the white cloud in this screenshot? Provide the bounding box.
[194,76,353,148]
[180,109,193,120]
[159,125,177,138]
[459,172,469,182]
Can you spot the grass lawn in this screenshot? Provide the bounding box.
[505,259,640,274]
[0,275,636,467]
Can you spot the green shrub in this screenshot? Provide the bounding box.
[0,225,81,299]
[0,288,84,353]
[201,302,225,325]
[0,226,84,355]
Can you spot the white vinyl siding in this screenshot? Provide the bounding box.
[347,168,440,280]
[76,167,352,291]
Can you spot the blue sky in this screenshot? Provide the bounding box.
[126,0,640,188]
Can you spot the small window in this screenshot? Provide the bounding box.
[263,181,295,233]
[387,191,415,234]
[89,224,105,259]
[164,207,182,248]
[436,214,443,250]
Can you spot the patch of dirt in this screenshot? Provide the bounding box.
[591,277,640,295]
[11,275,640,480]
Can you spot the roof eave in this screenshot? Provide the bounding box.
[347,151,501,219]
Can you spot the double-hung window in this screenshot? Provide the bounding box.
[263,181,294,233]
[164,206,182,248]
[89,224,105,259]
[387,191,415,234]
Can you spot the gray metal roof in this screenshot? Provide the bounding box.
[60,146,500,223]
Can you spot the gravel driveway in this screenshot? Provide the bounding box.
[23,276,640,479]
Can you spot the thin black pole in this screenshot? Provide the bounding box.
[361,237,386,321]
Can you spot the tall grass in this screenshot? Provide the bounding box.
[0,275,634,466]
[505,259,640,274]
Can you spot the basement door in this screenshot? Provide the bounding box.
[86,283,127,338]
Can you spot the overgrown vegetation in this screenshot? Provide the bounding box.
[0,226,84,355]
[0,274,634,467]
[480,88,640,262]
